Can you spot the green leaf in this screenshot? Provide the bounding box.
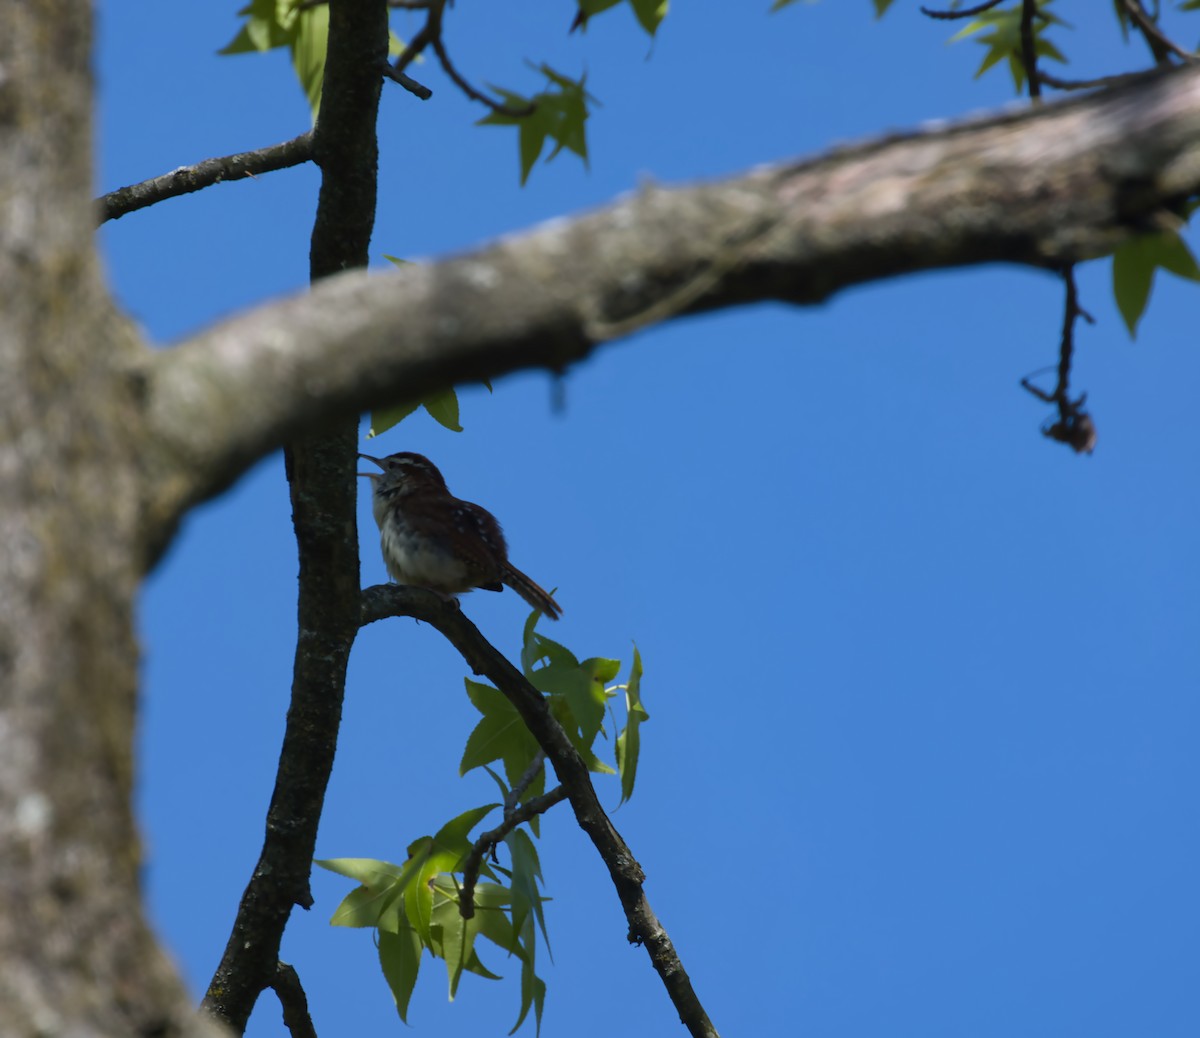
[579,0,624,15]
[615,646,648,804]
[873,0,896,14]
[218,0,327,119]
[314,856,405,885]
[402,837,437,943]
[521,627,580,679]
[573,743,617,775]
[369,386,463,437]
[460,679,541,783]
[317,856,417,930]
[378,923,423,1023]
[949,2,1069,93]
[472,885,521,958]
[422,387,463,432]
[517,119,549,186]
[368,400,420,437]
[431,887,482,999]
[507,829,552,954]
[1112,0,1130,38]
[433,804,500,865]
[219,0,293,54]
[429,875,509,998]
[482,764,511,802]
[531,654,614,751]
[1149,230,1200,281]
[511,948,547,1036]
[479,67,596,185]
[1112,231,1200,338]
[1112,238,1155,337]
[328,882,402,930]
[630,0,668,35]
[291,3,328,122]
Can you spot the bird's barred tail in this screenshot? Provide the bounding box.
[502,562,562,621]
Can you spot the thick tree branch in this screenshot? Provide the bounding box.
[360,584,719,1038]
[143,66,1200,548]
[97,131,314,224]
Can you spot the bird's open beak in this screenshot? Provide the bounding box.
[357,453,384,478]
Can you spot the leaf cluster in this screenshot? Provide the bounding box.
[947,0,1068,92]
[316,815,548,1034]
[1112,225,1200,337]
[318,616,646,1032]
[478,65,599,186]
[222,1,665,182]
[221,0,405,120]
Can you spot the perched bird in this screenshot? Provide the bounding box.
[358,451,562,620]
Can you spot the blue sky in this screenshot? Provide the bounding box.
[96,3,1199,1036]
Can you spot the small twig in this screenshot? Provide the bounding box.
[269,962,319,1038]
[381,62,432,99]
[920,0,1004,18]
[389,0,533,116]
[1034,67,1148,92]
[506,750,547,817]
[1020,265,1097,453]
[429,33,536,116]
[96,130,314,224]
[459,785,569,920]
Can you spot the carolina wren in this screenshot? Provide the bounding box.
[358,452,562,620]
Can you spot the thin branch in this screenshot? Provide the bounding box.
[506,750,548,816]
[360,584,720,1038]
[381,62,432,99]
[1020,265,1097,453]
[429,32,536,116]
[459,785,569,920]
[389,0,532,115]
[919,0,1005,19]
[1035,67,1148,92]
[268,963,319,1038]
[96,131,314,224]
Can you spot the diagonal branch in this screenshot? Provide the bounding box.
[140,66,1200,558]
[96,131,314,223]
[360,583,719,1038]
[1123,0,1197,67]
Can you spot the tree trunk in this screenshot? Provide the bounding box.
[0,4,217,1034]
